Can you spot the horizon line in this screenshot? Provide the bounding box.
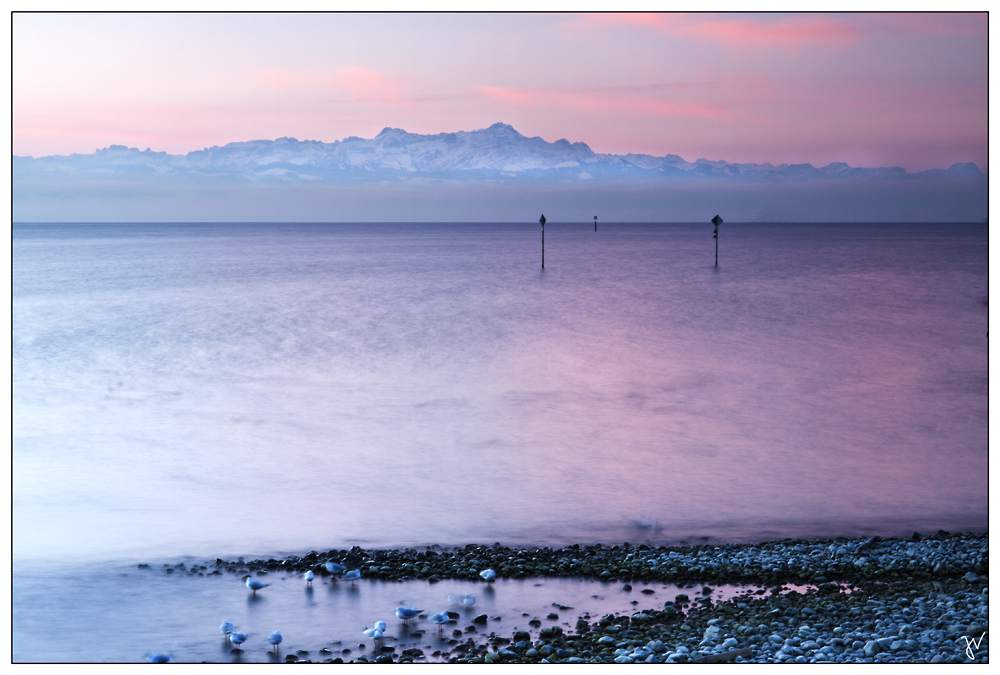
[13,220,988,225]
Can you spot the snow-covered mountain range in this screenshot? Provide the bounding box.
[14,122,983,184]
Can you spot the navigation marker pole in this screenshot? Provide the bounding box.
[540,214,546,268]
[594,215,597,232]
[711,215,723,266]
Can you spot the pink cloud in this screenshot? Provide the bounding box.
[478,85,732,120]
[844,89,986,109]
[867,12,987,36]
[335,66,402,102]
[257,66,403,104]
[575,13,862,52]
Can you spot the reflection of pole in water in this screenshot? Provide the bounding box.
[594,215,597,232]
[540,214,546,268]
[711,215,723,266]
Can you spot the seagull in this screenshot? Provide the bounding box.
[269,630,283,653]
[374,621,386,632]
[363,626,384,649]
[220,620,235,641]
[245,576,270,595]
[479,569,496,582]
[231,633,248,650]
[429,611,451,633]
[396,607,422,625]
[448,593,476,607]
[145,653,172,663]
[304,570,315,586]
[342,569,361,585]
[325,561,346,576]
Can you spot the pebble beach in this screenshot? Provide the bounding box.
[176,531,988,664]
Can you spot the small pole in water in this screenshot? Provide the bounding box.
[594,215,597,232]
[711,215,723,266]
[540,214,546,268]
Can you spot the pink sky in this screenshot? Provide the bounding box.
[12,12,988,171]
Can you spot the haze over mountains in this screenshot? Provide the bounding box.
[13,123,987,222]
[14,122,984,185]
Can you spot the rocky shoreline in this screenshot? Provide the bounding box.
[168,531,988,663]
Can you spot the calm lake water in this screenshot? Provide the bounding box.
[11,221,987,661]
[13,222,987,564]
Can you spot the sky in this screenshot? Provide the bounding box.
[12,12,988,173]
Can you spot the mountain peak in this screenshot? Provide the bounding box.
[484,122,520,135]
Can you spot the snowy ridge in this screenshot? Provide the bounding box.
[13,122,983,184]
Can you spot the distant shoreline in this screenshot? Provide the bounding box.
[194,532,985,588]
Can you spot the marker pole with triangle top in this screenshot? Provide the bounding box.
[712,215,723,266]
[540,214,546,268]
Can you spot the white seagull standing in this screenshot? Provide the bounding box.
[220,620,235,641]
[479,569,496,582]
[396,607,422,625]
[342,569,361,585]
[429,611,451,634]
[363,626,384,649]
[245,576,270,595]
[231,633,248,651]
[448,593,476,608]
[268,630,283,653]
[325,561,346,577]
[304,570,315,586]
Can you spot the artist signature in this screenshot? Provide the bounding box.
[961,632,987,660]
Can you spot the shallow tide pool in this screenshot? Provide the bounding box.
[13,561,792,663]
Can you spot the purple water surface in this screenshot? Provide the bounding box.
[12,222,988,564]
